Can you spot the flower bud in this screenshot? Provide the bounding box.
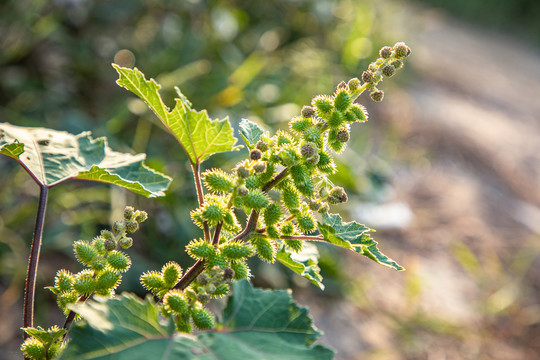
[237,186,248,197]
[336,129,350,143]
[213,283,230,297]
[250,148,262,161]
[123,206,135,221]
[253,161,267,173]
[255,140,268,152]
[370,90,384,102]
[347,77,361,92]
[328,186,348,204]
[336,81,347,90]
[382,64,395,77]
[223,268,235,280]
[134,211,148,223]
[379,46,392,58]
[125,220,139,233]
[301,105,315,118]
[104,238,117,251]
[112,221,125,234]
[393,42,411,58]
[300,142,317,158]
[236,165,251,179]
[118,236,133,249]
[197,292,211,304]
[305,152,320,165]
[361,70,375,83]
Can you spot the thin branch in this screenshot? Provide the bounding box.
[23,185,49,339]
[175,259,206,290]
[262,168,289,192]
[191,162,211,242]
[62,294,91,332]
[280,235,325,242]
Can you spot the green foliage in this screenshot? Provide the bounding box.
[113,65,242,166]
[0,123,171,197]
[60,281,334,359]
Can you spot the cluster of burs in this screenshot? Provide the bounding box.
[20,207,148,359]
[151,42,411,332]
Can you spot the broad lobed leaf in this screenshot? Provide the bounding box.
[0,123,171,197]
[318,212,404,271]
[60,281,334,359]
[113,65,241,165]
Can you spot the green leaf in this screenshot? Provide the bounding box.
[239,118,264,149]
[22,326,66,346]
[0,123,171,197]
[60,282,334,359]
[318,212,404,271]
[277,243,324,290]
[113,65,241,165]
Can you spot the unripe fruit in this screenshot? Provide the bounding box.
[295,179,315,197]
[92,236,107,256]
[382,64,395,77]
[327,110,344,128]
[285,238,303,252]
[208,253,227,268]
[297,214,316,233]
[391,59,403,69]
[333,88,352,112]
[140,271,165,292]
[125,220,139,233]
[347,77,360,92]
[220,241,252,260]
[328,139,346,154]
[164,290,188,314]
[124,206,135,221]
[282,186,300,211]
[276,131,294,145]
[370,90,384,102]
[255,140,268,152]
[244,175,260,189]
[350,104,368,123]
[263,203,282,226]
[201,203,225,226]
[231,261,250,280]
[266,225,280,239]
[191,307,215,330]
[73,271,96,295]
[301,105,315,118]
[300,142,317,158]
[106,250,131,272]
[212,283,230,297]
[162,261,182,288]
[197,273,210,286]
[186,239,216,259]
[289,117,312,133]
[279,221,296,236]
[336,129,350,143]
[96,269,121,292]
[73,240,98,266]
[379,46,392,58]
[118,236,133,249]
[91,257,107,272]
[312,95,333,116]
[236,165,251,179]
[244,189,270,210]
[252,236,276,263]
[20,337,46,360]
[361,70,375,83]
[250,148,262,161]
[57,290,79,311]
[203,169,234,193]
[303,126,322,143]
[104,238,117,251]
[176,317,192,333]
[54,270,74,293]
[290,164,309,185]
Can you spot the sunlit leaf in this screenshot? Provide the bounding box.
[60,281,334,359]
[318,212,404,271]
[277,243,324,289]
[239,118,264,149]
[0,123,171,197]
[114,65,241,165]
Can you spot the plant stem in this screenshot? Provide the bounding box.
[192,162,211,242]
[280,235,324,241]
[23,185,49,339]
[63,294,90,331]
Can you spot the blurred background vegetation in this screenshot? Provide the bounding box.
[1,0,539,359]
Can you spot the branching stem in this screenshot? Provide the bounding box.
[192,162,211,242]
[23,185,49,340]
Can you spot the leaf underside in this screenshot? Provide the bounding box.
[239,118,265,149]
[318,212,404,271]
[113,65,241,165]
[0,123,171,197]
[60,281,334,360]
[277,242,324,290]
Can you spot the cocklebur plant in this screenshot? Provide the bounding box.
[1,42,410,359]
